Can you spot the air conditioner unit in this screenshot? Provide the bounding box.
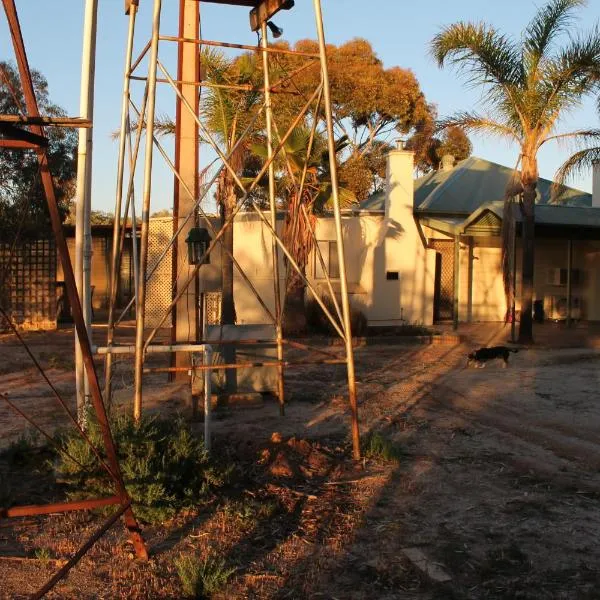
[544,295,582,321]
[547,268,583,286]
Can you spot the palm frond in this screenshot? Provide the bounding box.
[541,128,600,147]
[554,145,600,185]
[431,22,524,87]
[110,115,176,140]
[524,0,585,62]
[437,111,520,143]
[542,25,600,122]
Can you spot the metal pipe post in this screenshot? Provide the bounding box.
[453,236,460,331]
[173,0,200,379]
[204,345,213,454]
[105,4,138,405]
[133,0,162,422]
[75,0,98,425]
[567,239,573,327]
[313,0,361,460]
[261,21,285,416]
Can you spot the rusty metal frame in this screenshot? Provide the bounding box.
[0,1,148,595]
[104,0,361,459]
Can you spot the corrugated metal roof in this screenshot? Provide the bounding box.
[447,201,600,235]
[413,156,591,214]
[359,191,385,212]
[359,156,592,216]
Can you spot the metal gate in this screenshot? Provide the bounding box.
[430,239,454,321]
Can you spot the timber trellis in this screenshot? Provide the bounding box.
[0,238,57,331]
[104,0,362,459]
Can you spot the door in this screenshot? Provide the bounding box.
[430,240,454,322]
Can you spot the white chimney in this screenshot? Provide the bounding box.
[440,154,455,171]
[386,145,414,221]
[593,162,600,207]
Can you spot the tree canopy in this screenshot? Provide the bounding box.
[266,38,433,201]
[406,106,472,174]
[0,61,76,241]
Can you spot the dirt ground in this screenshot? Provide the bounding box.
[2,322,600,598]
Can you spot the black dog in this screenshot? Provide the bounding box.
[467,346,518,368]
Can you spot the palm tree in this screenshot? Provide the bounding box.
[200,50,263,328]
[251,126,356,333]
[431,0,600,343]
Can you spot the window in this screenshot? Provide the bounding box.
[314,240,340,279]
[386,271,399,281]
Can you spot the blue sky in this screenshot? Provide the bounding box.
[2,0,600,213]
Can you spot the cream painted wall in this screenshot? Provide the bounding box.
[213,209,435,326]
[195,149,436,327]
[532,239,597,320]
[458,237,599,323]
[458,238,507,322]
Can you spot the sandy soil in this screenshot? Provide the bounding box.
[2,323,600,598]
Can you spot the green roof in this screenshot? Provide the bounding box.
[475,201,600,228]
[360,190,385,212]
[414,156,591,214]
[424,201,600,237]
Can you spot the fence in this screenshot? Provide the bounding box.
[0,238,57,331]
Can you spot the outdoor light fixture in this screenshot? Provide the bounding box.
[267,20,283,38]
[250,0,295,32]
[186,227,211,266]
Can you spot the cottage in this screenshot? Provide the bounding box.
[144,146,600,331]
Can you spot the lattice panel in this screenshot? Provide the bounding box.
[145,218,173,328]
[205,292,221,325]
[0,238,57,331]
[430,239,454,321]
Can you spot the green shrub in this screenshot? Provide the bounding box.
[363,431,404,463]
[0,430,40,467]
[34,548,52,563]
[55,414,230,523]
[222,497,277,527]
[306,295,367,337]
[175,553,236,598]
[0,471,12,506]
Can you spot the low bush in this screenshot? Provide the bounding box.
[362,431,404,463]
[175,553,236,598]
[306,295,367,337]
[55,414,230,523]
[0,430,41,467]
[221,496,278,528]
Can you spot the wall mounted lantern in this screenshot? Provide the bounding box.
[185,227,211,265]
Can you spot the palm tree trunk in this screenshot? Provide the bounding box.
[283,269,307,334]
[282,201,313,335]
[219,173,237,394]
[518,161,537,344]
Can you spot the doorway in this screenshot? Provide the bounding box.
[431,239,455,322]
